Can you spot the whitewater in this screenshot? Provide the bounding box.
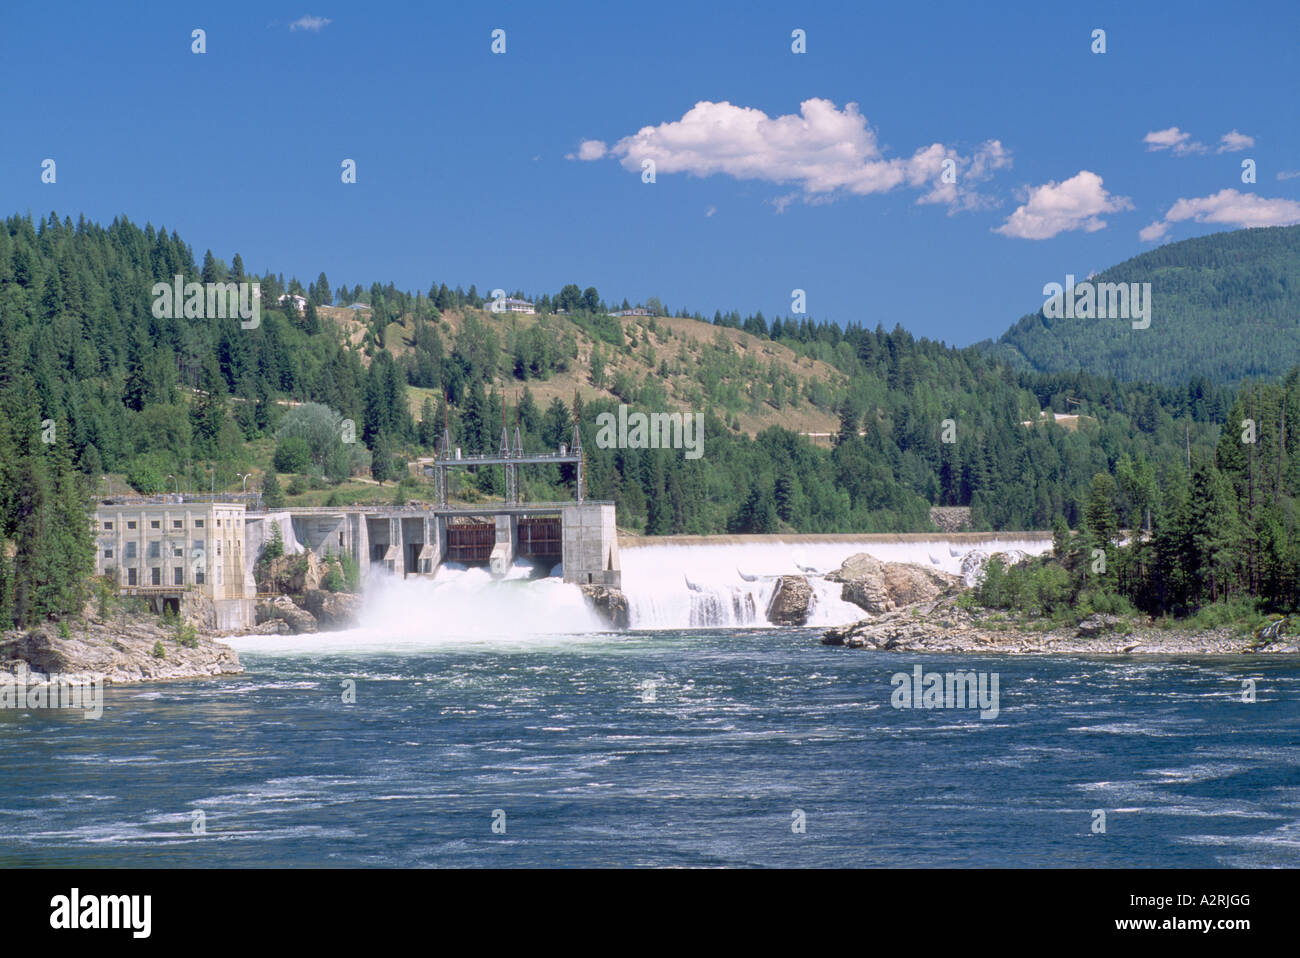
[226,534,1052,654]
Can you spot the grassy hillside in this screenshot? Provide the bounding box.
[984,225,1300,386]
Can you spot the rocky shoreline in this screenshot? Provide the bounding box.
[815,552,1298,656]
[0,615,242,685]
[821,599,1298,655]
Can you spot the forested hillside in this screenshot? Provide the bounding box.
[984,225,1300,386]
[2,210,1288,625]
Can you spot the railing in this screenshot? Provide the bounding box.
[251,501,613,516]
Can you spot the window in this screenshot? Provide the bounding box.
[151,520,160,529]
[195,519,204,528]
[339,532,344,546]
[173,520,183,529]
[127,521,136,530]
[103,548,113,559]
[151,567,161,585]
[127,568,137,586]
[194,539,205,552]
[173,546,183,558]
[125,542,137,559]
[174,567,184,585]
[217,542,222,556]
[103,521,113,530]
[195,571,205,585]
[217,519,222,527]
[148,541,160,559]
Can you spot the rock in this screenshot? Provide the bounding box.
[766,576,814,626]
[827,554,959,614]
[1076,613,1124,638]
[257,550,324,596]
[0,617,242,684]
[960,549,1030,587]
[298,590,364,631]
[929,506,971,533]
[255,596,318,634]
[580,585,629,629]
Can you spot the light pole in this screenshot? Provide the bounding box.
[237,473,251,495]
[166,474,179,499]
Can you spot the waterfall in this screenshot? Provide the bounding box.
[618,536,1053,630]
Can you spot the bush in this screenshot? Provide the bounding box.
[273,436,312,473]
[58,620,71,639]
[321,561,345,593]
[286,475,307,496]
[177,622,199,648]
[151,640,166,659]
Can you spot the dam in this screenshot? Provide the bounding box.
[247,500,621,587]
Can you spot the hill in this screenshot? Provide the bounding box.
[983,225,1300,386]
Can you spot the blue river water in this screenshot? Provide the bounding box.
[2,629,1298,867]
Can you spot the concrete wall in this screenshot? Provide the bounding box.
[562,503,620,587]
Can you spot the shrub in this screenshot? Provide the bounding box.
[177,621,199,648]
[151,640,166,659]
[273,436,312,473]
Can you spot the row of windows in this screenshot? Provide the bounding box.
[101,517,244,531]
[119,567,204,586]
[103,540,233,560]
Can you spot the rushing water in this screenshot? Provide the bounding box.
[3,625,1298,868]
[619,536,1053,629]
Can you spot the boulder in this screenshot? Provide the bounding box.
[255,596,318,634]
[256,550,324,596]
[1076,613,1124,638]
[299,590,364,631]
[766,576,814,626]
[580,585,629,629]
[960,549,1030,587]
[828,554,959,615]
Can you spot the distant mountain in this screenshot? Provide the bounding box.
[983,225,1300,386]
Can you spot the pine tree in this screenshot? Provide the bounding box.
[261,470,285,509]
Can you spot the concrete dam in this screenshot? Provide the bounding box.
[246,501,621,589]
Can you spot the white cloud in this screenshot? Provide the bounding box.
[1217,130,1255,153]
[574,99,1009,212]
[1276,170,1300,181]
[1143,127,1206,155]
[705,206,717,217]
[290,15,332,32]
[994,170,1133,240]
[1140,188,1300,241]
[568,139,607,161]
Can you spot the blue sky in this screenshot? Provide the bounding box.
[2,0,1297,346]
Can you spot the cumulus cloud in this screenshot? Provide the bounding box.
[994,170,1133,240]
[566,139,607,161]
[290,15,332,32]
[1143,127,1206,155]
[1140,188,1300,242]
[1278,170,1300,181]
[1217,130,1255,153]
[573,99,1009,213]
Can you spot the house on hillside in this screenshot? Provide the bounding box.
[490,297,536,314]
[277,293,307,313]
